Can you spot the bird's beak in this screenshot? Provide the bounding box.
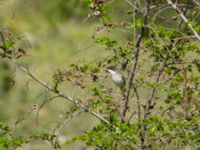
[107,69,111,74]
[106,68,110,73]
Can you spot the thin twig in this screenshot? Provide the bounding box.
[166,0,200,41]
[0,31,6,47]
[9,58,139,145]
[0,31,7,52]
[144,59,167,116]
[53,110,82,136]
[11,59,111,125]
[127,85,141,123]
[36,95,61,126]
[134,86,141,120]
[161,105,175,116]
[122,0,151,119]
[124,0,139,11]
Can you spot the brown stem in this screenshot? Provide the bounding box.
[122,0,151,119]
[144,60,167,116]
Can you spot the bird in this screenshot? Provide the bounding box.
[107,66,125,89]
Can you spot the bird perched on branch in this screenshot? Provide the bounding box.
[107,66,125,89]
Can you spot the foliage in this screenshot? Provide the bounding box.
[1,0,200,149]
[0,122,60,149]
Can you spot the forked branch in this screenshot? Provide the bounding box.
[11,59,111,125]
[166,0,200,41]
[122,0,151,119]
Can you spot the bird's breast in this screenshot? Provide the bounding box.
[112,74,124,87]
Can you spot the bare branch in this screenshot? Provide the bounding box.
[36,95,61,126]
[124,0,139,11]
[192,0,200,7]
[127,85,141,123]
[166,0,200,41]
[0,31,6,49]
[122,0,151,119]
[9,57,139,145]
[53,110,82,136]
[144,59,167,116]
[11,59,111,125]
[133,86,141,120]
[161,105,175,116]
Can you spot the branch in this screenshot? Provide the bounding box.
[166,0,200,41]
[11,59,111,125]
[161,105,175,116]
[144,59,167,116]
[36,95,61,125]
[133,86,141,120]
[192,0,200,7]
[124,0,139,11]
[127,85,141,122]
[0,31,6,49]
[53,110,82,136]
[122,0,151,119]
[9,58,140,145]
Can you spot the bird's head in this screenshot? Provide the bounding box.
[107,66,118,75]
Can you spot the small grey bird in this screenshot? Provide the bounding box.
[107,66,125,89]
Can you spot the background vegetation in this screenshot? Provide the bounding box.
[0,0,200,149]
[0,0,102,149]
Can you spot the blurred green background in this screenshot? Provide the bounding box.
[0,0,108,149]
